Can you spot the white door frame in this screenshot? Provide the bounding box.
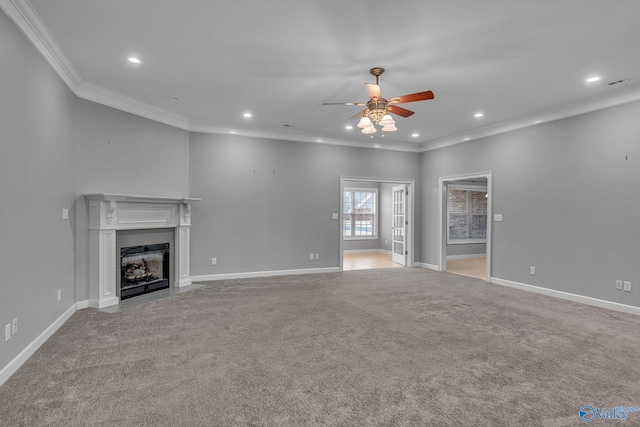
[340,176,415,272]
[438,171,493,281]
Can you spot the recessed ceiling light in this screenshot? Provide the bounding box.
[412,133,419,138]
[345,125,353,130]
[243,112,252,118]
[474,112,484,118]
[463,137,470,141]
[374,144,381,148]
[127,57,143,64]
[230,130,237,134]
[316,138,323,143]
[534,120,543,124]
[586,76,601,83]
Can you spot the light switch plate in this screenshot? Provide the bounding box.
[494,214,503,222]
[624,281,632,292]
[332,213,339,220]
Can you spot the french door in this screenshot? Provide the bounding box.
[392,184,407,266]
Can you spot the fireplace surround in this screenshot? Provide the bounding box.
[85,194,200,308]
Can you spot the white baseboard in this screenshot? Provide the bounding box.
[191,267,340,282]
[75,300,90,310]
[490,277,640,317]
[416,262,440,271]
[0,303,77,388]
[446,254,486,260]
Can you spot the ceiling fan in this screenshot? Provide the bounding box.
[323,67,434,134]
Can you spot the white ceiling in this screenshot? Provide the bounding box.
[7,0,640,151]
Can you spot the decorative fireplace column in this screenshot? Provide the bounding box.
[85,194,200,308]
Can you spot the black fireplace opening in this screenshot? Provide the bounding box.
[120,243,170,300]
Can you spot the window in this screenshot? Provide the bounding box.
[447,186,487,244]
[343,188,377,239]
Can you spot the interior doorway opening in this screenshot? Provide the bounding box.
[340,176,414,272]
[438,172,492,281]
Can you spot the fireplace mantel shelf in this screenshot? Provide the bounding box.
[85,193,201,204]
[84,193,200,308]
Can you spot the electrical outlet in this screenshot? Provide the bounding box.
[494,214,503,222]
[332,213,339,220]
[530,266,536,275]
[309,253,314,261]
[211,258,217,265]
[385,240,388,245]
[12,318,17,335]
[616,280,623,290]
[4,324,10,342]
[57,289,61,301]
[624,281,632,292]
[62,208,69,220]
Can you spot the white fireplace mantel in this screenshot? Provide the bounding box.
[85,193,201,308]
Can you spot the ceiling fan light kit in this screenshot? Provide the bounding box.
[324,67,434,136]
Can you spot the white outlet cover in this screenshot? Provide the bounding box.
[616,280,623,290]
[12,318,17,334]
[624,281,632,292]
[494,214,503,222]
[4,324,10,342]
[332,213,339,220]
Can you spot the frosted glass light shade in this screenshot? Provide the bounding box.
[381,124,397,132]
[357,117,372,128]
[361,126,377,134]
[379,114,395,126]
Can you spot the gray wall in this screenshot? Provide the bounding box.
[421,99,640,306]
[0,10,77,369]
[189,133,421,275]
[378,182,395,253]
[446,243,486,258]
[73,100,190,301]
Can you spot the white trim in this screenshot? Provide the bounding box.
[6,0,640,153]
[438,172,492,280]
[76,82,191,131]
[0,303,76,387]
[490,277,640,317]
[0,0,82,91]
[416,262,439,271]
[191,267,339,282]
[75,300,90,310]
[420,81,640,152]
[340,177,415,272]
[446,254,487,260]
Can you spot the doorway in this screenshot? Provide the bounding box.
[340,177,414,272]
[438,172,492,281]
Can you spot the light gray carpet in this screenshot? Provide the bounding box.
[2,268,640,426]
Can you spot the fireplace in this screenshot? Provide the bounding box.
[120,243,170,299]
[85,193,200,309]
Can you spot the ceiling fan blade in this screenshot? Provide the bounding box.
[387,105,415,118]
[349,110,366,120]
[323,102,367,106]
[389,90,434,104]
[365,83,381,99]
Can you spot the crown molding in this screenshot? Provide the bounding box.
[0,0,82,91]
[76,82,191,131]
[420,81,640,152]
[189,120,423,153]
[6,0,640,153]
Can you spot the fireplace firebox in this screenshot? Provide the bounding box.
[120,243,170,300]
